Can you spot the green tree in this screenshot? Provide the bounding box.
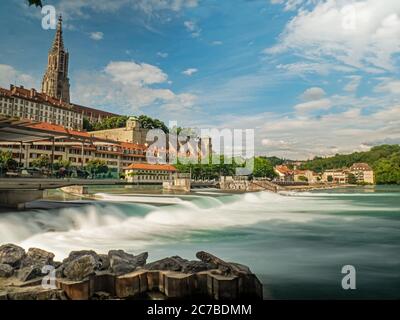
[31,155,50,169]
[53,159,71,170]
[0,151,18,172]
[373,153,400,184]
[85,159,108,178]
[28,0,42,7]
[253,157,276,178]
[83,118,93,131]
[347,173,357,185]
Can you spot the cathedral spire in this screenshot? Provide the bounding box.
[51,15,64,53]
[41,14,70,103]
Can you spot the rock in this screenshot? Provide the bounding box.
[181,261,215,273]
[63,255,97,281]
[0,264,14,278]
[229,262,252,274]
[144,256,185,272]
[196,251,248,276]
[0,244,26,268]
[59,250,102,278]
[108,250,148,275]
[62,250,101,267]
[17,265,44,282]
[98,254,110,271]
[20,248,55,268]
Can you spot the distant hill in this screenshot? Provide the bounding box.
[299,145,400,184]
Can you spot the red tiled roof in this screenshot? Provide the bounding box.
[275,165,293,175]
[26,122,90,138]
[0,85,74,111]
[125,163,177,171]
[120,141,147,150]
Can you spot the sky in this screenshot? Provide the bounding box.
[0,0,400,159]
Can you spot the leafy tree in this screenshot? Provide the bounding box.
[53,159,71,170]
[253,157,276,178]
[28,0,42,7]
[347,173,357,185]
[300,144,400,184]
[83,118,93,131]
[85,159,108,178]
[31,155,50,169]
[137,115,169,133]
[87,115,169,133]
[373,153,400,184]
[0,151,18,172]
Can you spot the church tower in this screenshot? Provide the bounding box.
[41,15,70,103]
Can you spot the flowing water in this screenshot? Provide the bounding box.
[0,185,399,299]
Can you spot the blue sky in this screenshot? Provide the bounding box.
[1,0,400,159]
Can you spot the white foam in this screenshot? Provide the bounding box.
[0,190,389,260]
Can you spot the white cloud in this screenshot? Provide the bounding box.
[90,31,103,40]
[266,0,400,71]
[276,62,355,75]
[374,78,400,95]
[184,20,201,37]
[300,87,326,101]
[182,68,198,76]
[0,64,37,89]
[157,52,169,58]
[56,0,200,19]
[270,0,306,11]
[294,87,331,113]
[344,75,362,92]
[212,40,223,46]
[294,98,332,113]
[217,103,400,159]
[73,61,197,113]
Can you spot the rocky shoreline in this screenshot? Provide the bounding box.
[0,244,263,300]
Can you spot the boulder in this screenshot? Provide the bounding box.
[108,250,148,275]
[0,244,26,268]
[181,261,215,273]
[20,248,55,268]
[98,254,110,271]
[63,255,97,281]
[17,265,44,282]
[144,256,185,272]
[62,250,101,267]
[0,264,14,278]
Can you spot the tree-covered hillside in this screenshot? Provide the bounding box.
[300,145,400,184]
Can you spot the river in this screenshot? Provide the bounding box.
[0,185,399,299]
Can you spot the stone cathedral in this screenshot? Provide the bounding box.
[41,15,70,103]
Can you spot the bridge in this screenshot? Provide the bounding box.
[0,178,132,209]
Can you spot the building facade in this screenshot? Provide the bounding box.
[274,165,294,182]
[0,122,147,174]
[0,85,82,130]
[124,163,177,183]
[322,169,349,184]
[350,163,374,184]
[89,117,149,144]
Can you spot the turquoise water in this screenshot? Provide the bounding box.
[0,186,399,299]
